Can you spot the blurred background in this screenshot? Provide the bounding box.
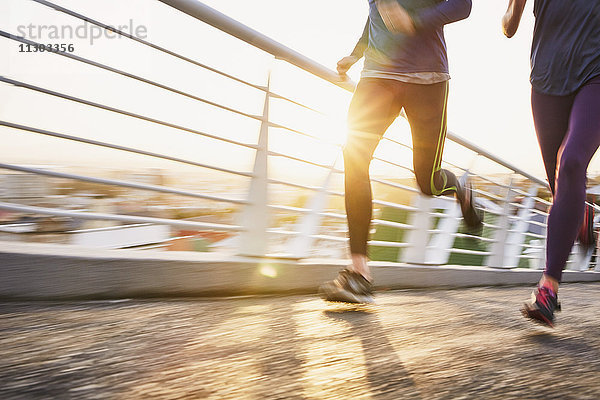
[1,0,599,267]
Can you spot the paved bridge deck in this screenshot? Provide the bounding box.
[2,241,600,300]
[2,283,600,399]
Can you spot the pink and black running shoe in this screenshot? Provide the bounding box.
[521,285,561,328]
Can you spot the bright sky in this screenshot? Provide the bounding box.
[1,0,597,182]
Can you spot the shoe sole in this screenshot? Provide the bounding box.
[318,287,374,304]
[521,306,554,328]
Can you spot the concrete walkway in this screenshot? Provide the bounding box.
[1,241,600,300]
[2,284,600,399]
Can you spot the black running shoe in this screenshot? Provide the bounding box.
[521,286,561,328]
[457,179,483,232]
[318,268,374,304]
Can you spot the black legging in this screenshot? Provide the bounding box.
[344,78,459,256]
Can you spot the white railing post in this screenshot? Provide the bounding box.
[237,74,271,257]
[286,166,335,259]
[569,244,593,271]
[486,178,515,268]
[503,183,538,268]
[567,203,598,271]
[425,199,460,265]
[402,195,433,264]
[425,174,467,264]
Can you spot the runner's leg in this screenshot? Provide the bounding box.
[318,78,404,302]
[522,85,579,326]
[531,89,575,195]
[403,80,460,196]
[344,78,404,259]
[543,77,600,282]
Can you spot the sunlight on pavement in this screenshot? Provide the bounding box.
[203,312,270,346]
[258,264,278,278]
[233,305,272,314]
[293,299,373,399]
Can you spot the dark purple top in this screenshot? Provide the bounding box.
[531,0,600,95]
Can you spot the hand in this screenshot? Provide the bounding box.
[337,55,359,76]
[377,1,416,35]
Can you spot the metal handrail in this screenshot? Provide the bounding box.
[157,0,355,92]
[158,0,548,189]
[0,31,262,121]
[0,121,249,178]
[0,77,258,157]
[0,163,247,205]
[29,0,317,113]
[0,202,242,231]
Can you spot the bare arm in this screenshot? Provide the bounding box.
[502,0,527,38]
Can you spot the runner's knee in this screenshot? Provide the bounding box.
[557,152,586,182]
[414,172,434,196]
[343,131,377,177]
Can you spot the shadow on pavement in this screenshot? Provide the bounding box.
[256,303,307,400]
[324,309,422,400]
[524,331,600,372]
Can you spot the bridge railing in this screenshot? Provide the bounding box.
[0,0,595,271]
